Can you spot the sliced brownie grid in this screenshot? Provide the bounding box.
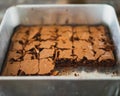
[2,25,116,76]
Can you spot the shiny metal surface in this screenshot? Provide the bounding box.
[0,4,120,96]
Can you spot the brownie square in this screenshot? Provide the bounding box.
[40,26,57,41]
[40,26,57,35]
[10,41,23,51]
[55,49,73,67]
[12,26,29,42]
[40,49,54,59]
[24,40,40,51]
[90,26,107,41]
[2,62,20,76]
[38,58,54,75]
[57,49,73,59]
[57,26,73,49]
[40,41,56,49]
[57,26,72,40]
[28,26,40,40]
[74,41,95,62]
[20,59,39,75]
[7,51,22,63]
[57,40,72,49]
[57,26,72,35]
[73,26,90,41]
[95,49,115,67]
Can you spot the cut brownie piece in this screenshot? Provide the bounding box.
[90,26,110,49]
[40,26,57,35]
[20,59,39,75]
[24,40,40,51]
[7,51,23,63]
[73,26,90,41]
[55,49,73,67]
[40,41,56,49]
[57,26,72,49]
[98,50,115,67]
[57,26,72,41]
[57,40,72,49]
[38,58,54,75]
[10,41,23,51]
[12,26,29,43]
[74,41,95,66]
[40,49,54,59]
[28,26,40,40]
[57,26,72,35]
[2,62,20,76]
[40,26,57,41]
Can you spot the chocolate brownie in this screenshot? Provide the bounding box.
[40,49,54,59]
[57,40,72,49]
[57,26,72,49]
[38,58,54,75]
[24,41,40,51]
[73,26,90,41]
[28,26,40,40]
[12,26,29,43]
[2,25,116,76]
[20,59,39,75]
[10,41,23,51]
[2,62,20,76]
[40,41,56,49]
[55,49,73,67]
[7,51,23,63]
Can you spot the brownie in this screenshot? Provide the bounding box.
[40,49,54,59]
[20,59,39,75]
[73,26,90,41]
[24,41,40,51]
[2,62,20,76]
[57,40,72,49]
[7,51,23,63]
[73,26,115,67]
[55,49,73,67]
[40,41,56,49]
[10,41,23,51]
[74,41,95,60]
[12,26,29,43]
[40,26,57,39]
[2,25,116,76]
[28,26,40,40]
[38,58,54,75]
[40,26,57,35]
[57,26,72,49]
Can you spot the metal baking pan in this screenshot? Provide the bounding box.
[0,4,120,96]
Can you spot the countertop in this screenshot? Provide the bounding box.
[0,0,120,23]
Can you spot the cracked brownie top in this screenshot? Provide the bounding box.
[2,25,116,76]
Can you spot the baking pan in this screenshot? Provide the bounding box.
[0,4,120,96]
